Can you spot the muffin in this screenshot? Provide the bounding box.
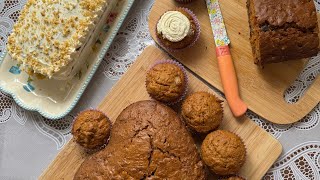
[156,8,200,50]
[146,60,187,104]
[201,130,246,175]
[182,92,223,133]
[72,110,111,150]
[74,101,206,179]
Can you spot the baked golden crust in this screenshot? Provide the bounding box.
[72,110,111,149]
[7,0,109,77]
[182,92,223,133]
[201,130,246,175]
[247,0,319,66]
[146,63,186,103]
[74,101,206,179]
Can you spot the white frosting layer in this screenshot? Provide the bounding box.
[157,11,191,42]
[7,0,117,80]
[52,1,117,80]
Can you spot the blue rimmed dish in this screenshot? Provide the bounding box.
[0,0,135,120]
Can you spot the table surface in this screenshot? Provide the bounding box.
[0,0,319,179]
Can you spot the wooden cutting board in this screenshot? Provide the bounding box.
[148,0,320,124]
[40,46,282,180]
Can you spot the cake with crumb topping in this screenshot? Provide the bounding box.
[7,0,117,79]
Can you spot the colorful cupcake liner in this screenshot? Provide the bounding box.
[72,109,112,153]
[182,7,201,48]
[146,59,189,106]
[156,7,201,52]
[227,130,247,170]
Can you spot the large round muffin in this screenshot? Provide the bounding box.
[74,100,206,179]
[72,110,111,150]
[201,130,246,175]
[146,62,186,104]
[182,92,223,133]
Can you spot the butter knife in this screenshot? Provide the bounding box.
[206,0,247,117]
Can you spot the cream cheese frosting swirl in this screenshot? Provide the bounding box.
[157,11,191,42]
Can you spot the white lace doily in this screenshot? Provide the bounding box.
[0,0,319,179]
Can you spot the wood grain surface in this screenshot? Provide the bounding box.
[40,46,282,180]
[148,0,320,124]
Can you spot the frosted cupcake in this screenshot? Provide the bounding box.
[146,60,188,105]
[156,8,200,51]
[72,110,112,150]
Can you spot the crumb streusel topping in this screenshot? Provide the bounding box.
[7,0,110,78]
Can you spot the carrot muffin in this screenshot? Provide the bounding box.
[182,92,223,133]
[156,8,200,50]
[146,60,187,104]
[72,110,111,150]
[201,130,246,175]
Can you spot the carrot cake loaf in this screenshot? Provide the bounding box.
[247,0,319,66]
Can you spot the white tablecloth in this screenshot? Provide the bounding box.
[0,0,319,179]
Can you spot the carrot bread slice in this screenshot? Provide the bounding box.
[7,0,117,79]
[247,0,319,66]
